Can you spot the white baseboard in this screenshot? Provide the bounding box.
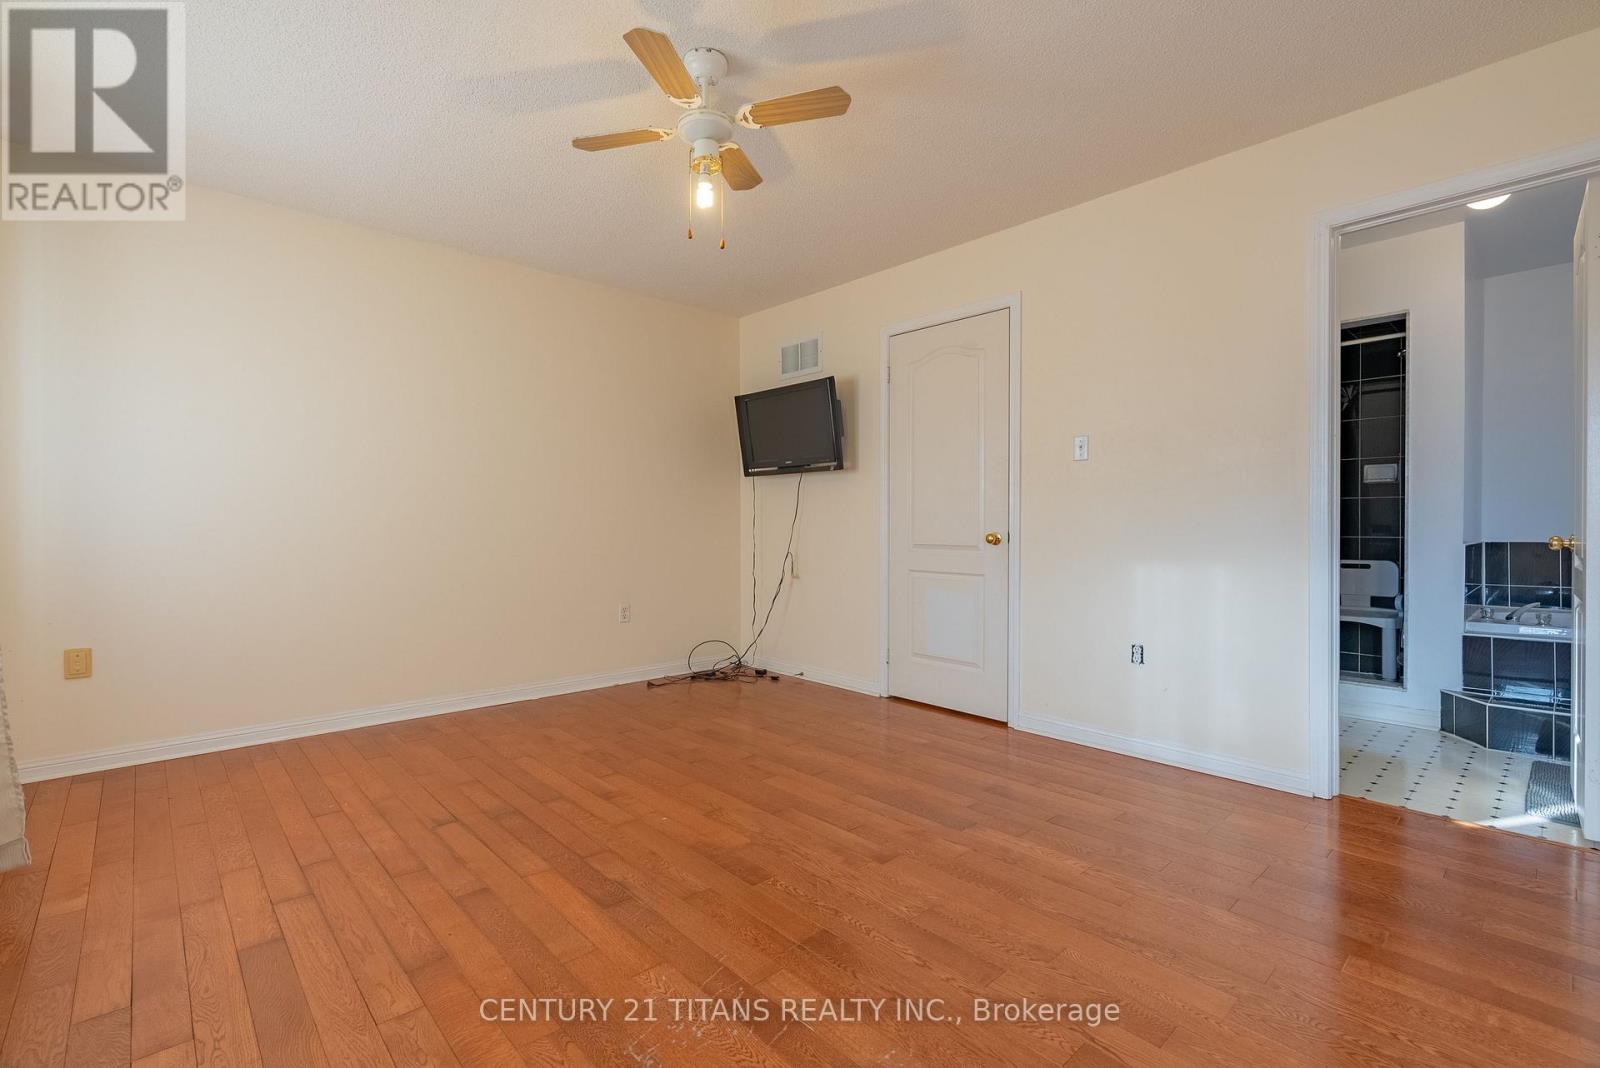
[1338,679,1440,730]
[18,660,684,784]
[743,671,1312,797]
[1013,712,1313,796]
[1338,702,1439,730]
[31,661,1315,796]
[750,656,883,698]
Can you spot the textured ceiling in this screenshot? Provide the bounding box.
[189,1,1600,314]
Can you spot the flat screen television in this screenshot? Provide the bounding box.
[735,376,844,476]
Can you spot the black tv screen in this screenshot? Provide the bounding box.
[735,376,844,476]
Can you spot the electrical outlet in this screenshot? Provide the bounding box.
[618,603,631,624]
[64,648,93,679]
[1130,644,1145,665]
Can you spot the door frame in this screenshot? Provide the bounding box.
[1308,137,1600,799]
[880,293,1022,724]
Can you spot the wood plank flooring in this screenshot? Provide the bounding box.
[2,677,1598,1066]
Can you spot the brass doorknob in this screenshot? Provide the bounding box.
[1549,535,1577,551]
[985,531,1003,545]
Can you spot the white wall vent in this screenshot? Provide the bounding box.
[780,336,822,378]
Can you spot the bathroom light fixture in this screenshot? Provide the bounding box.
[1468,194,1511,210]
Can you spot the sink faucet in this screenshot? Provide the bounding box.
[1505,602,1542,622]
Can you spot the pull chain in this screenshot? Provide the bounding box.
[719,184,726,250]
[687,168,694,241]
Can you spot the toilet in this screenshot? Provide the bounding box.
[1340,559,1401,681]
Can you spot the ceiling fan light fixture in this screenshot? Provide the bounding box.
[577,27,848,248]
[1468,194,1511,210]
[687,149,725,245]
[690,148,721,210]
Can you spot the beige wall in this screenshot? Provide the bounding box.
[8,188,738,766]
[738,28,1600,787]
[13,29,1600,786]
[0,224,19,703]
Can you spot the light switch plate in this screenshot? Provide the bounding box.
[1073,435,1090,461]
[64,648,92,679]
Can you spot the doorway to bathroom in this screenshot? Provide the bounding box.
[1324,168,1600,847]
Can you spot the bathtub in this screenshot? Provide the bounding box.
[1463,606,1573,642]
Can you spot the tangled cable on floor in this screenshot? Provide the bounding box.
[648,473,804,688]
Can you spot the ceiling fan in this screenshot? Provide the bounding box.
[572,28,852,247]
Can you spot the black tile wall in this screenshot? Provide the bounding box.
[1553,714,1573,760]
[1363,498,1402,538]
[1440,690,1572,759]
[1458,634,1570,710]
[1493,638,1559,704]
[1339,621,1383,677]
[1462,635,1492,692]
[1455,694,1488,747]
[1464,541,1572,609]
[1485,541,1509,586]
[1487,704,1551,755]
[1340,318,1407,630]
[1510,541,1561,586]
[1509,585,1563,608]
[1360,417,1404,458]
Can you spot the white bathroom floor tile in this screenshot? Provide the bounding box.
[1338,717,1586,846]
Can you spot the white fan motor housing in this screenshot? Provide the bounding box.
[678,108,733,150]
[682,47,728,87]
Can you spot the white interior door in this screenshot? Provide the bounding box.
[888,309,1010,720]
[1576,177,1600,840]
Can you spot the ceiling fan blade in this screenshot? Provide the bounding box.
[622,28,700,104]
[719,145,763,191]
[737,86,851,128]
[571,128,675,152]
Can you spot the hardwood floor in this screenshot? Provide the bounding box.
[2,677,1598,1066]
